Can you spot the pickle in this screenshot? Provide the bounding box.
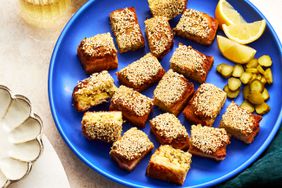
[243,85,250,99]
[261,77,267,84]
[246,58,258,68]
[224,85,240,99]
[264,68,273,84]
[257,65,265,75]
[261,88,270,101]
[258,55,272,67]
[240,72,252,84]
[246,68,258,74]
[248,92,265,105]
[240,100,255,113]
[217,63,234,78]
[255,103,270,115]
[250,79,264,93]
[228,77,241,91]
[232,65,244,78]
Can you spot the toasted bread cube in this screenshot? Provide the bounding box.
[220,102,262,144]
[170,44,214,83]
[146,145,192,185]
[189,125,230,161]
[72,71,117,112]
[148,0,187,20]
[183,83,226,126]
[110,85,153,128]
[154,69,194,116]
[116,53,165,91]
[174,9,218,45]
[81,111,123,143]
[145,17,174,58]
[110,7,145,53]
[110,127,154,171]
[150,113,189,150]
[77,33,118,74]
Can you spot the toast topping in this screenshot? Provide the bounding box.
[145,17,173,56]
[191,125,229,154]
[170,44,206,76]
[222,102,254,133]
[111,8,142,50]
[112,85,153,116]
[118,53,162,86]
[80,33,116,57]
[150,113,188,139]
[192,83,226,118]
[82,111,123,142]
[154,69,187,106]
[148,0,186,20]
[152,145,192,168]
[175,9,211,38]
[111,128,153,160]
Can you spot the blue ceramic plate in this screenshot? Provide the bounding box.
[48,0,282,187]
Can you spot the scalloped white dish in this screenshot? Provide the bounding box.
[0,85,43,188]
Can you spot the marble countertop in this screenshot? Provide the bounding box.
[0,0,281,188]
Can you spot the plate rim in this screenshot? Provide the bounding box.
[48,0,282,187]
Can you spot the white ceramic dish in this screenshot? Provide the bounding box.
[0,85,43,188]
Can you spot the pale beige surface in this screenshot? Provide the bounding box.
[0,0,281,188]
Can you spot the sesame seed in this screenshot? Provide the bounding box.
[110,127,154,160]
[118,53,163,87]
[170,44,206,77]
[112,85,153,117]
[175,9,211,39]
[221,102,254,134]
[190,124,230,154]
[82,111,123,142]
[145,16,173,57]
[148,0,187,20]
[150,113,188,139]
[154,69,187,106]
[111,8,143,51]
[80,33,116,57]
[192,83,226,118]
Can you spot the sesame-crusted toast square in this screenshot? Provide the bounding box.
[220,102,262,144]
[148,0,188,20]
[110,127,154,171]
[109,85,153,128]
[174,9,218,45]
[183,83,226,126]
[145,17,174,59]
[146,145,192,185]
[72,71,117,112]
[116,53,165,92]
[150,113,189,150]
[153,69,194,116]
[81,111,123,143]
[77,33,118,74]
[110,7,145,53]
[170,43,214,83]
[189,124,231,161]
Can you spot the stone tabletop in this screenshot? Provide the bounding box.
[0,0,280,188]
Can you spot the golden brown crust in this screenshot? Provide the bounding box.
[153,70,194,116]
[170,44,214,83]
[77,33,118,74]
[189,144,228,161]
[183,104,215,126]
[116,53,165,92]
[146,145,192,185]
[110,7,145,53]
[110,86,153,128]
[219,102,262,144]
[174,9,219,45]
[145,17,174,59]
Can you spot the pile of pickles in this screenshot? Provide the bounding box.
[217,55,273,115]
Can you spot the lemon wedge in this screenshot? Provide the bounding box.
[222,20,266,44]
[217,35,256,64]
[215,0,246,28]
